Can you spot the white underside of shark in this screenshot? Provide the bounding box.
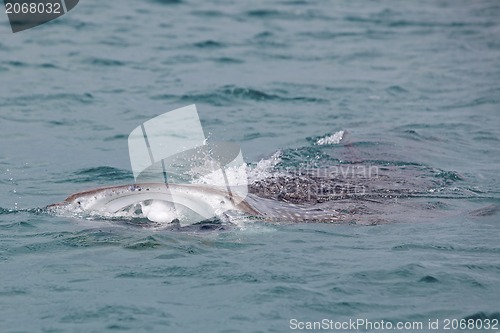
[48,182,342,226]
[49,183,262,226]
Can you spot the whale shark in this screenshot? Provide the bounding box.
[47,157,464,227]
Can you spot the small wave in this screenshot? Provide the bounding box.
[245,8,328,21]
[104,134,128,142]
[56,166,133,184]
[0,92,93,108]
[398,129,441,142]
[151,85,325,105]
[419,275,439,283]
[463,312,500,321]
[191,10,225,18]
[392,243,500,254]
[0,207,45,216]
[85,58,126,67]
[213,57,244,64]
[150,0,182,4]
[220,85,322,102]
[221,86,278,101]
[344,15,494,29]
[0,207,16,215]
[246,9,283,18]
[298,31,361,40]
[433,170,463,182]
[193,40,225,49]
[2,60,27,68]
[468,204,500,217]
[386,85,409,95]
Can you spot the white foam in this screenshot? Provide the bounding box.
[247,151,283,183]
[315,130,345,145]
[191,150,283,186]
[193,163,248,187]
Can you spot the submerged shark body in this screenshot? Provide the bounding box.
[49,183,341,226]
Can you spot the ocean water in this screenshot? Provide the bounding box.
[1,0,500,332]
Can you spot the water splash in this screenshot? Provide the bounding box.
[315,130,345,145]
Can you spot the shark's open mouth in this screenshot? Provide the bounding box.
[48,183,259,227]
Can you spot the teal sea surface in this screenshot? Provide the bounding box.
[1,0,499,332]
